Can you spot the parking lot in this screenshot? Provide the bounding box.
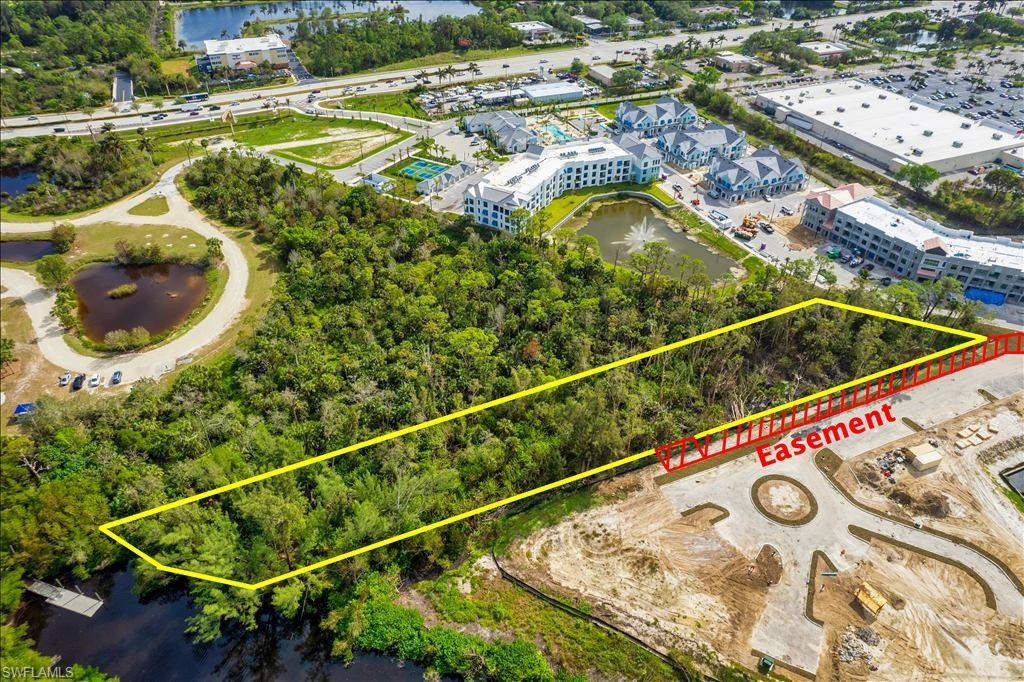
[660,162,865,287]
[868,68,1024,132]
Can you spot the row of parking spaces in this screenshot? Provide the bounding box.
[867,68,1023,131]
[660,167,892,288]
[57,370,123,392]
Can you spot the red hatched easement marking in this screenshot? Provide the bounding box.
[655,332,1024,473]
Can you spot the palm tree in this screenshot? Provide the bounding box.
[415,70,428,82]
[282,162,301,186]
[183,139,196,163]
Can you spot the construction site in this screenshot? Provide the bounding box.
[501,339,1024,680]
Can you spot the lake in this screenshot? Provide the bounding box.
[176,0,480,49]
[72,263,209,342]
[576,201,735,280]
[20,569,424,681]
[1,240,57,262]
[0,168,39,204]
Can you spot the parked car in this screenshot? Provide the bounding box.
[59,372,71,387]
[780,206,794,216]
[89,373,101,388]
[880,276,893,286]
[71,374,85,391]
[111,370,123,385]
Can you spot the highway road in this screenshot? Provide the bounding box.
[0,2,957,140]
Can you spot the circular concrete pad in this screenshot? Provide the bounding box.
[751,475,818,526]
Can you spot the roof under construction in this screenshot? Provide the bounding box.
[856,582,888,615]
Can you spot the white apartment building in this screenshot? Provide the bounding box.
[463,135,661,232]
[803,194,1024,305]
[203,35,289,71]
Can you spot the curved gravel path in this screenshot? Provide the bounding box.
[0,161,250,385]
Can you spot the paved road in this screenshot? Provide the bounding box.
[0,162,250,385]
[659,355,1024,671]
[112,70,134,104]
[0,2,956,139]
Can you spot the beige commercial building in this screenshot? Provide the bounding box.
[203,35,289,71]
[756,80,1024,173]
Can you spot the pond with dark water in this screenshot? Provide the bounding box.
[1,167,39,204]
[176,0,480,49]
[20,569,424,681]
[72,263,209,342]
[1,239,57,262]
[576,201,736,280]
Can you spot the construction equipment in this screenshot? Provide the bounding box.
[734,214,758,240]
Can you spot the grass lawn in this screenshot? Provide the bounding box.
[233,114,394,147]
[7,223,206,272]
[379,158,423,199]
[594,95,661,120]
[672,208,749,261]
[542,182,677,231]
[337,91,427,119]
[127,196,170,216]
[159,56,193,76]
[271,129,412,170]
[366,44,572,74]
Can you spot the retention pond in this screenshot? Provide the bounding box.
[576,200,735,279]
[72,263,209,342]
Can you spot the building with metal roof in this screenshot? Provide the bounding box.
[463,111,538,153]
[704,147,807,203]
[521,81,585,104]
[614,96,698,137]
[656,122,747,169]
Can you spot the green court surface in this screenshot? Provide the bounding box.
[400,158,448,180]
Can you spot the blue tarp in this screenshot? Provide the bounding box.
[964,287,1006,306]
[13,403,37,416]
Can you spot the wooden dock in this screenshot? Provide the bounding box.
[25,580,104,617]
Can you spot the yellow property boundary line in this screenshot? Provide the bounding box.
[99,298,985,589]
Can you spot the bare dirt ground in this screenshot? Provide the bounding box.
[834,396,1024,580]
[503,470,773,672]
[271,130,401,166]
[772,215,821,250]
[756,478,813,522]
[0,297,66,426]
[811,539,1024,681]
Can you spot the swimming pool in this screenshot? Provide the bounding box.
[400,158,448,180]
[541,123,573,143]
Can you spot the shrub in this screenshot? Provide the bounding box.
[106,283,138,299]
[51,222,76,253]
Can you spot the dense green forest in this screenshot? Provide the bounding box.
[1,132,165,215]
[0,0,190,115]
[0,150,980,678]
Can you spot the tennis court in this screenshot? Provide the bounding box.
[400,158,448,180]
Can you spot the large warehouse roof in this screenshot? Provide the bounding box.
[760,81,1022,168]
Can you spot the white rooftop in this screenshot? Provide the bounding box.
[204,35,286,55]
[841,197,1023,270]
[510,21,554,32]
[763,81,1023,166]
[799,41,850,55]
[715,51,756,63]
[474,137,630,201]
[521,82,584,99]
